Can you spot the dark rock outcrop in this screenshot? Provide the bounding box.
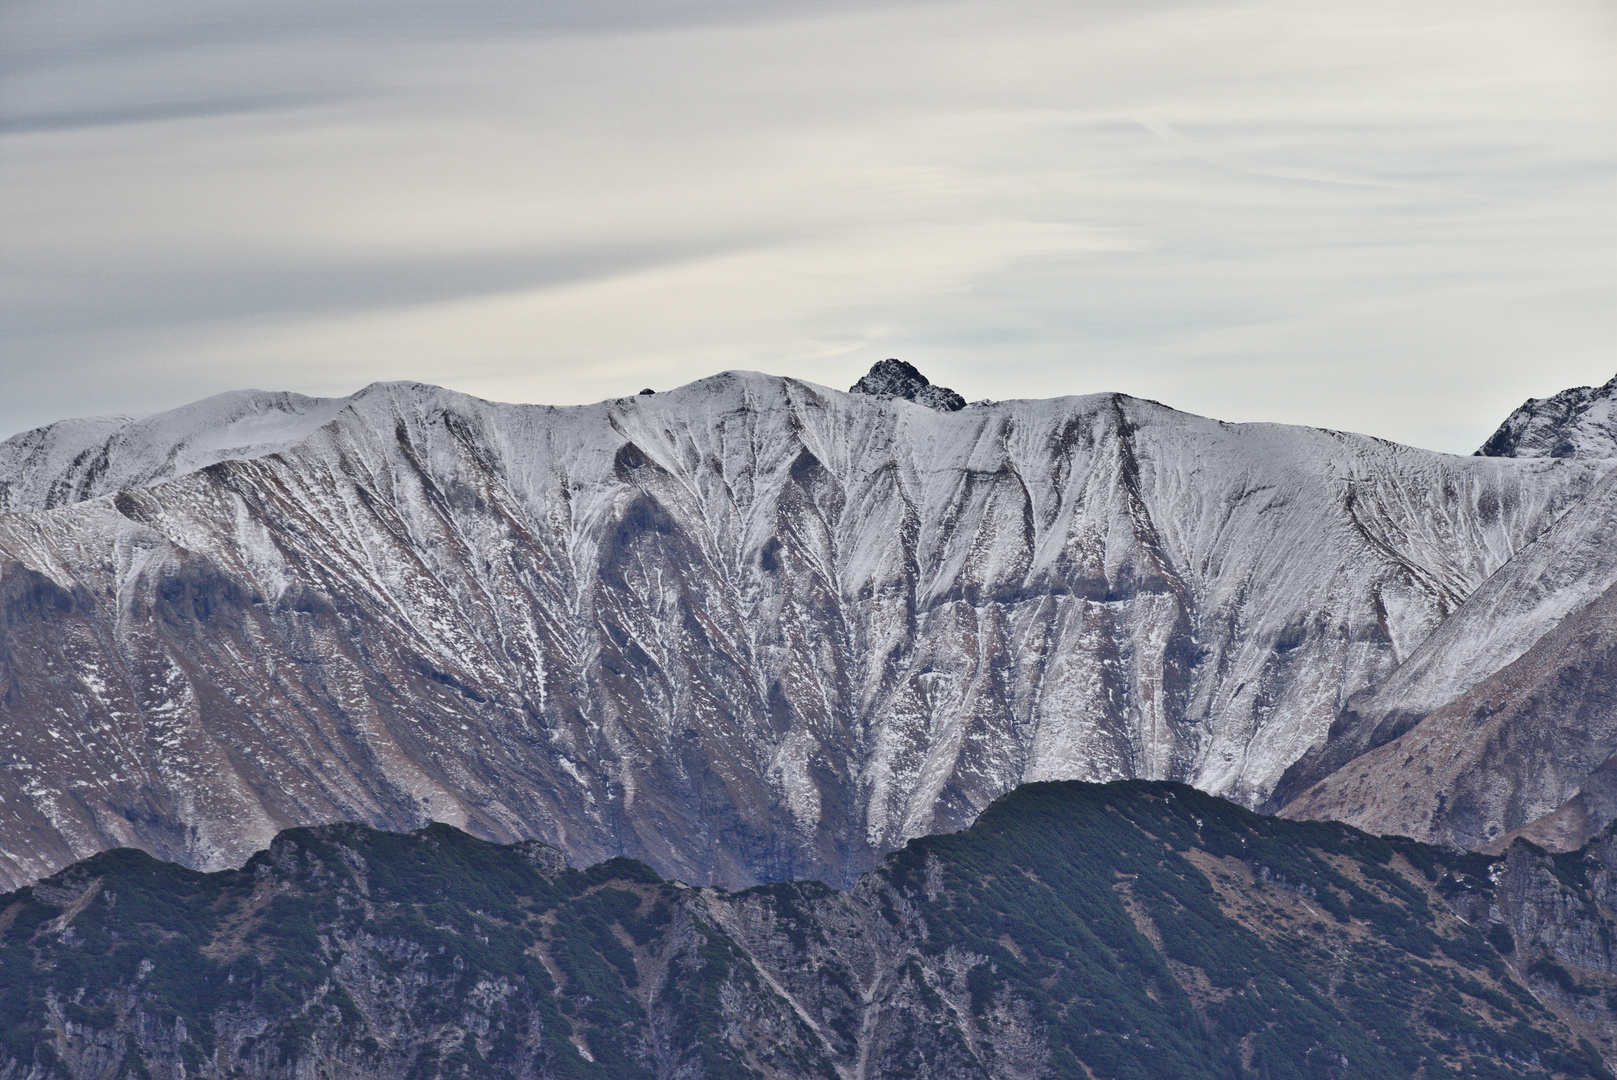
[1443,823,1617,1057]
[849,358,967,411]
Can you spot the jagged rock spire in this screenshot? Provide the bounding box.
[849,358,966,412]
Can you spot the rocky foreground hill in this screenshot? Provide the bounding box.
[2,780,1614,1080]
[2,368,1615,892]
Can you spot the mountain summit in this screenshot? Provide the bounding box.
[1477,374,1617,459]
[849,358,966,411]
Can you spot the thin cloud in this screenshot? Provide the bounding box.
[7,234,809,332]
[0,95,339,135]
[1131,113,1477,199]
[0,0,1611,451]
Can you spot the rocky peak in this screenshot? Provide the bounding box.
[849,358,966,412]
[1477,374,1617,459]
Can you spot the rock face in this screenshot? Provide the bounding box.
[1477,375,1617,460]
[1444,823,1617,1059]
[849,358,967,412]
[0,371,1610,892]
[1,781,1608,1080]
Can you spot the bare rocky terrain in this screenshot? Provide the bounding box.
[0,367,1614,892]
[1278,375,1617,848]
[1477,376,1617,460]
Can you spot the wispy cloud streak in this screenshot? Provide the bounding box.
[1,0,1611,451]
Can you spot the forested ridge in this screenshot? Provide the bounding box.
[2,781,1611,1079]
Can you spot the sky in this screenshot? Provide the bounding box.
[1,0,1613,453]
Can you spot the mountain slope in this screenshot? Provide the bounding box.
[0,373,1606,891]
[1280,573,1617,850]
[1280,379,1617,848]
[2,781,1610,1080]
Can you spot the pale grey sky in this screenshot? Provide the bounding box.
[2,0,1613,451]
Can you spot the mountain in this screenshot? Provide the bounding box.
[1278,376,1617,849]
[1477,375,1617,460]
[0,370,1611,893]
[2,780,1611,1080]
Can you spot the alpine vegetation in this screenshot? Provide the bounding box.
[2,781,1610,1079]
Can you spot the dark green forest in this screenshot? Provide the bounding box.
[1,781,1610,1079]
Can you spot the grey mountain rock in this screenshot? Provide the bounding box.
[1478,375,1617,459]
[1280,377,1617,849]
[849,358,966,412]
[1275,463,1617,835]
[0,372,1612,891]
[1446,825,1617,1055]
[1494,754,1617,858]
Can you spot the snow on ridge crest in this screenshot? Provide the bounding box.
[0,368,1520,518]
[0,389,350,513]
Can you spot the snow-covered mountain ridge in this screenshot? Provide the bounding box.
[0,371,1610,889]
[0,389,349,513]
